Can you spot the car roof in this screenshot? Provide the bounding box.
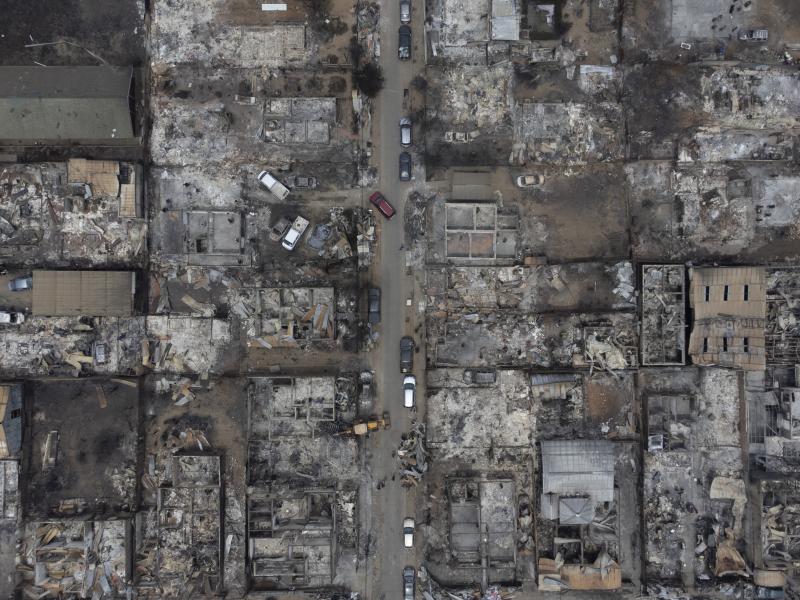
[399,25,411,33]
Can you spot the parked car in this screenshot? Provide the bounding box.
[400,118,412,147]
[269,216,292,242]
[400,336,414,373]
[403,566,416,600]
[287,175,318,189]
[403,375,416,408]
[403,518,415,548]
[739,29,768,42]
[359,370,374,413]
[369,191,396,219]
[400,0,411,24]
[399,152,412,181]
[258,170,291,200]
[398,25,411,59]
[0,311,24,325]
[368,287,381,324]
[282,216,310,251]
[516,174,544,188]
[8,276,32,291]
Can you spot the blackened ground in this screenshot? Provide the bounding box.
[22,378,140,519]
[0,0,145,66]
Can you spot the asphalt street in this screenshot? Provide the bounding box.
[363,0,421,596]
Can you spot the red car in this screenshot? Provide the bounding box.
[369,191,396,219]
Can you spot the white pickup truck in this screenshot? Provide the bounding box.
[258,170,291,200]
[282,216,310,250]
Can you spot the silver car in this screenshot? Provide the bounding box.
[400,0,411,24]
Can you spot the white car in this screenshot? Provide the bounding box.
[0,311,25,325]
[403,375,416,408]
[516,174,544,188]
[400,118,412,147]
[258,170,291,200]
[282,216,310,251]
[403,517,415,548]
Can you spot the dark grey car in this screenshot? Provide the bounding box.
[398,25,411,59]
[399,152,412,181]
[368,288,381,324]
[8,275,32,291]
[400,336,414,372]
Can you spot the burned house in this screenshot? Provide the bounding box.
[748,364,800,475]
[135,454,223,597]
[443,203,519,263]
[23,379,139,519]
[425,262,638,370]
[642,367,749,589]
[689,267,767,371]
[16,519,132,598]
[641,265,687,367]
[246,376,357,591]
[247,376,356,484]
[766,268,800,367]
[154,209,250,268]
[423,369,535,585]
[248,485,338,589]
[537,440,623,592]
[144,316,237,375]
[758,479,800,586]
[0,383,21,596]
[447,478,518,583]
[0,161,146,268]
[253,287,336,347]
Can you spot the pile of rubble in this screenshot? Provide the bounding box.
[397,422,428,487]
[417,566,517,600]
[356,208,376,271]
[17,520,131,599]
[307,208,356,262]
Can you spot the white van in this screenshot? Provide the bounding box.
[258,170,291,200]
[403,375,416,408]
[403,518,415,548]
[282,216,310,250]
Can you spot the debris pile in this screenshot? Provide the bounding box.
[397,422,427,486]
[17,520,131,598]
[356,208,376,271]
[416,566,518,599]
[641,264,686,366]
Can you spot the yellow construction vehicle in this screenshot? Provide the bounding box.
[337,412,391,436]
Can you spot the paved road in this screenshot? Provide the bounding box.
[363,0,421,597]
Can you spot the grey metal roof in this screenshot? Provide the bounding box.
[541,440,615,503]
[0,67,134,141]
[0,66,133,98]
[559,496,593,525]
